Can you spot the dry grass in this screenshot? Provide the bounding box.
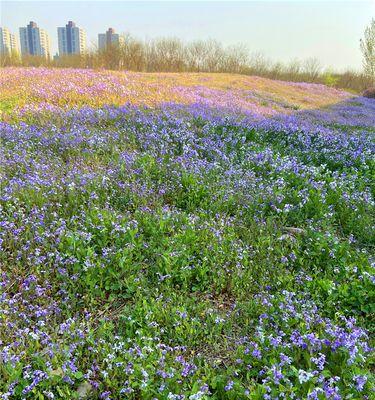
[0,68,354,120]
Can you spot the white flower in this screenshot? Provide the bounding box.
[29,332,39,340]
[298,369,314,384]
[101,370,109,378]
[189,391,205,400]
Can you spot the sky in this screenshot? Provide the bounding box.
[1,0,374,71]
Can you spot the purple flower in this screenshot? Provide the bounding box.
[224,380,234,391]
[353,375,367,392]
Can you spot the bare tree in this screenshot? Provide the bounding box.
[286,59,302,80]
[360,18,375,84]
[0,49,21,67]
[303,57,321,82]
[248,51,269,76]
[186,40,210,72]
[222,44,248,73]
[204,40,225,72]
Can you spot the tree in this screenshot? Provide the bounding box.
[360,18,375,84]
[302,57,321,82]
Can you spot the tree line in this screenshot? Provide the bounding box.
[2,32,374,93]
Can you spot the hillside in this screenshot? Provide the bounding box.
[0,68,374,399]
[0,68,354,116]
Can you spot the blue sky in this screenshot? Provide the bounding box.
[1,1,374,71]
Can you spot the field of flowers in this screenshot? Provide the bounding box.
[0,67,374,399]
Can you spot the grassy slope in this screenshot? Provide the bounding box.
[0,69,374,399]
[0,68,353,119]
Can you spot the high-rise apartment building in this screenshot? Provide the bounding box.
[19,21,51,58]
[0,27,19,55]
[98,28,124,51]
[57,21,86,56]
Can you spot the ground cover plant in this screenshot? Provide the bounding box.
[0,68,374,399]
